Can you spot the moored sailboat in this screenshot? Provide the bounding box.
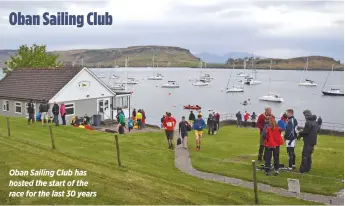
[259,59,283,102]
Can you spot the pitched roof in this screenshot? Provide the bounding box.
[0,67,81,102]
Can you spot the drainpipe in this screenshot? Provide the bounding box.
[128,96,131,120]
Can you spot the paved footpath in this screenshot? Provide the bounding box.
[174,142,344,205]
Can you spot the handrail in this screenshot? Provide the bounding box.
[219,113,344,131]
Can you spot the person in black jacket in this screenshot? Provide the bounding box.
[39,99,50,126]
[317,116,322,133]
[207,113,213,135]
[27,99,35,125]
[211,112,218,135]
[298,110,318,173]
[251,112,257,128]
[284,109,298,170]
[52,102,60,126]
[188,111,196,125]
[160,115,166,129]
[236,111,242,127]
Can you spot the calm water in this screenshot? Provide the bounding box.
[1,68,343,128]
[90,67,344,128]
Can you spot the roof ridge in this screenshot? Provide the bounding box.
[18,66,82,70]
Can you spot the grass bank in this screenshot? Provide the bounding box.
[189,126,344,196]
[0,117,314,205]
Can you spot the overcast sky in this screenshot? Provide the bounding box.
[0,0,343,60]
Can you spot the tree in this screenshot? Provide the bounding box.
[4,44,62,74]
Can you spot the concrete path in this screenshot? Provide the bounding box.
[174,144,344,205]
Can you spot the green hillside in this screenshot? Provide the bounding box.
[0,46,343,70]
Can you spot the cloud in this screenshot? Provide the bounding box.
[0,0,343,61]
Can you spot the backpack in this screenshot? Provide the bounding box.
[186,122,192,131]
[177,137,182,145]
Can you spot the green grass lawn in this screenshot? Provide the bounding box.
[189,126,344,196]
[0,117,316,205]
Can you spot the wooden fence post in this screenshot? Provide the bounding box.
[49,126,56,149]
[114,135,122,167]
[251,160,259,204]
[6,117,11,137]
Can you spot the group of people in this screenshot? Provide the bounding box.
[256,106,318,175]
[27,99,67,126]
[162,111,206,151]
[236,111,258,128]
[117,109,147,134]
[131,109,146,130]
[206,111,220,135]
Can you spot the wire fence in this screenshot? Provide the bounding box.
[219,113,344,132]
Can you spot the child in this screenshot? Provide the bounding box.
[262,116,284,176]
[128,118,134,132]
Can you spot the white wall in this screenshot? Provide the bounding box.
[49,69,114,103]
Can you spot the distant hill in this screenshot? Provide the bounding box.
[225,56,343,70]
[195,52,262,63]
[0,46,343,70]
[0,46,200,68]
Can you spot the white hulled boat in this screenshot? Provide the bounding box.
[193,80,209,86]
[259,59,283,103]
[321,64,344,96]
[126,78,139,85]
[162,81,180,88]
[225,63,244,92]
[298,57,317,86]
[148,55,163,80]
[259,92,284,102]
[243,54,261,85]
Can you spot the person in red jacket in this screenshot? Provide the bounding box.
[256,107,275,161]
[163,112,177,149]
[244,111,250,127]
[261,116,284,176]
[216,112,220,130]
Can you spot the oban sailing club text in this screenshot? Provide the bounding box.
[8,12,113,28]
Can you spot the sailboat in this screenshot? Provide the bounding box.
[162,81,180,88]
[201,62,215,79]
[321,64,344,96]
[225,64,244,92]
[259,60,284,102]
[237,60,248,77]
[148,55,163,80]
[244,55,261,85]
[111,74,120,79]
[123,58,139,85]
[194,61,209,86]
[298,57,317,86]
[125,77,139,85]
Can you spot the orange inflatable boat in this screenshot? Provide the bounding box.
[183,105,201,110]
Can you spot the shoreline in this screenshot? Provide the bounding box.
[87,66,344,71]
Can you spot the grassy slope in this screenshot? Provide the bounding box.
[189,126,344,196]
[0,117,314,205]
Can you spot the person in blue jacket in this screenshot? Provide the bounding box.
[35,112,41,122]
[284,109,298,170]
[193,114,206,151]
[277,113,288,132]
[128,118,134,132]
